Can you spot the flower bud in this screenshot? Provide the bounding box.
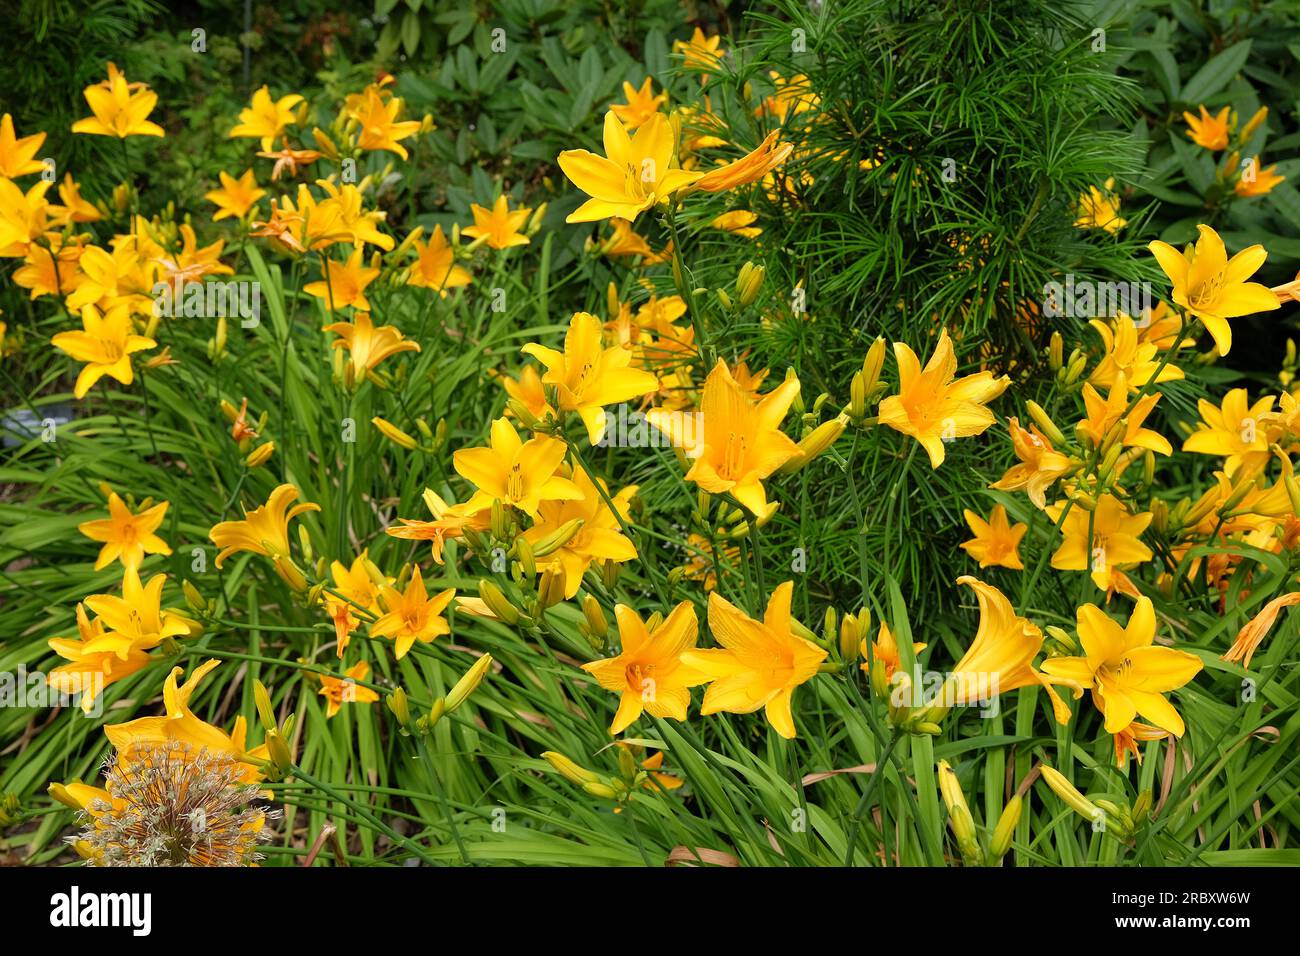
[989,794,1022,861]
[446,654,493,713]
[372,416,418,450]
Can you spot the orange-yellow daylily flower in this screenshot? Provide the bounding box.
[0,113,46,177]
[386,489,489,565]
[347,84,421,159]
[1112,720,1171,768]
[229,86,304,150]
[673,27,723,72]
[581,601,707,734]
[522,310,659,443]
[78,492,171,571]
[71,64,164,138]
[324,311,420,376]
[522,465,638,598]
[1075,178,1126,233]
[859,619,926,684]
[306,248,380,311]
[51,304,155,399]
[1047,494,1152,593]
[694,131,794,193]
[1181,388,1274,476]
[0,177,52,256]
[1235,158,1285,197]
[205,169,266,221]
[1088,313,1186,392]
[1077,373,1171,456]
[406,225,471,295]
[323,552,387,657]
[1183,105,1230,151]
[1041,596,1202,736]
[960,504,1027,570]
[82,567,192,659]
[453,417,583,519]
[318,662,380,717]
[648,359,800,517]
[47,174,103,227]
[990,417,1072,509]
[369,566,455,659]
[209,483,320,568]
[611,78,668,130]
[878,328,1009,468]
[104,660,270,784]
[1147,224,1278,355]
[558,110,702,223]
[1223,591,1300,669]
[681,581,827,739]
[47,603,152,714]
[463,195,532,250]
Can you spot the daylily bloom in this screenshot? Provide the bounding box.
[386,488,488,564]
[323,552,387,656]
[1047,494,1152,593]
[1088,313,1186,392]
[1112,720,1171,768]
[581,601,707,734]
[370,566,455,659]
[63,243,153,312]
[51,304,156,398]
[1235,158,1285,197]
[1181,388,1274,476]
[1077,373,1171,456]
[257,141,321,181]
[878,328,1009,468]
[1182,105,1230,151]
[104,660,271,784]
[12,234,86,299]
[229,86,303,150]
[314,180,394,251]
[324,311,420,376]
[1147,224,1278,355]
[0,177,52,256]
[522,465,638,597]
[694,131,794,193]
[47,603,152,713]
[960,504,1027,570]
[681,581,828,739]
[1041,597,1202,735]
[463,194,532,250]
[318,662,380,717]
[1074,178,1126,233]
[858,620,926,683]
[990,417,1072,509]
[452,417,583,519]
[610,78,668,130]
[71,64,164,138]
[82,567,191,659]
[347,84,421,158]
[78,492,171,571]
[406,225,471,295]
[521,310,659,443]
[209,483,320,568]
[648,359,800,516]
[710,209,762,237]
[0,113,46,177]
[673,27,723,71]
[306,248,380,311]
[47,175,103,227]
[558,110,702,223]
[501,364,556,424]
[205,169,266,221]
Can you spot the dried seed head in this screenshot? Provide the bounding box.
[77,742,275,867]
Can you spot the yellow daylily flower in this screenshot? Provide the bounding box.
[1088,313,1186,392]
[0,176,52,256]
[314,180,394,251]
[78,491,171,571]
[324,311,420,376]
[205,169,266,221]
[0,113,46,177]
[858,619,926,683]
[463,194,532,250]
[386,490,488,565]
[48,174,103,227]
[558,110,703,223]
[209,483,320,568]
[369,566,455,659]
[1182,105,1230,151]
[1235,158,1285,197]
[305,248,381,311]
[1181,388,1275,476]
[522,465,638,597]
[581,601,708,734]
[81,567,191,659]
[648,359,800,516]
[990,417,1072,509]
[47,603,152,713]
[960,504,1027,570]
[611,78,668,130]
[71,64,164,138]
[1047,493,1152,593]
[323,552,388,657]
[318,662,380,718]
[673,27,723,72]
[51,304,155,399]
[347,84,421,159]
[1077,372,1171,456]
[878,328,1009,468]
[1041,596,1202,735]
[1075,178,1126,233]
[407,224,471,295]
[1147,224,1278,355]
[709,209,762,237]
[452,417,583,519]
[521,310,659,443]
[229,86,303,150]
[681,581,827,739]
[104,660,270,784]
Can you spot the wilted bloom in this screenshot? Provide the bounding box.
[1223,591,1300,669]
[209,483,320,568]
[370,566,455,659]
[681,581,827,739]
[521,311,658,443]
[229,86,303,150]
[71,64,164,139]
[1041,597,1202,735]
[582,601,707,734]
[558,110,702,223]
[78,492,171,571]
[386,488,488,564]
[1147,224,1278,355]
[318,662,380,717]
[990,417,1072,509]
[960,504,1027,570]
[878,329,1009,468]
[52,304,156,399]
[694,131,794,193]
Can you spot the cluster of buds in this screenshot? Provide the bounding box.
[251,679,296,782]
[386,654,494,737]
[937,761,1025,866]
[847,337,887,423]
[1039,765,1151,843]
[541,749,651,805]
[371,415,446,454]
